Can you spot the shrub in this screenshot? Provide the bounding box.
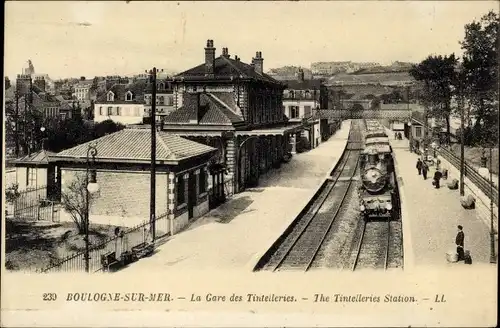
[5,184,21,203]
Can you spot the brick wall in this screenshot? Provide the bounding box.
[61,169,169,219]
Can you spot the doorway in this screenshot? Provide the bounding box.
[187,173,196,220]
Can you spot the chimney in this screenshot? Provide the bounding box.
[235,55,240,61]
[297,68,305,82]
[204,39,216,76]
[252,51,264,75]
[222,47,230,58]
[34,76,46,92]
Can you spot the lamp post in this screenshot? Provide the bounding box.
[40,126,47,151]
[489,147,497,264]
[85,143,99,273]
[408,121,413,152]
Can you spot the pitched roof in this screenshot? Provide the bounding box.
[54,129,217,163]
[163,92,245,127]
[14,149,57,165]
[176,56,282,85]
[96,80,147,104]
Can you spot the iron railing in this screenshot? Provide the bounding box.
[10,185,60,222]
[438,147,498,206]
[39,212,170,273]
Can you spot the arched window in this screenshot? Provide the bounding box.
[289,90,295,99]
[126,91,133,101]
[159,96,164,105]
[107,91,114,101]
[305,90,311,99]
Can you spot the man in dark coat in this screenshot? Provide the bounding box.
[422,161,428,180]
[456,225,465,261]
[433,169,443,188]
[416,158,423,175]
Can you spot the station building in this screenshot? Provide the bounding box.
[162,40,304,193]
[51,129,217,233]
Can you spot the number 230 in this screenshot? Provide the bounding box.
[43,293,57,301]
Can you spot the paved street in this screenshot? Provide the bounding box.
[118,120,352,272]
[391,138,495,267]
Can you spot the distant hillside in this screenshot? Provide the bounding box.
[327,71,414,86]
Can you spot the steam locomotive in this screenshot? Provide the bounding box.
[359,121,397,221]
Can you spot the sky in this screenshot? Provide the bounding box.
[4,1,499,80]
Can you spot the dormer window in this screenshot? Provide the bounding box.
[125,91,134,101]
[289,90,295,99]
[107,91,115,102]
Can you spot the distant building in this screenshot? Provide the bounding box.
[93,81,147,125]
[282,69,330,150]
[72,80,94,101]
[143,78,175,123]
[311,61,380,75]
[282,69,328,121]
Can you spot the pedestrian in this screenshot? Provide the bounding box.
[433,169,443,189]
[416,158,423,175]
[422,161,428,180]
[455,225,465,261]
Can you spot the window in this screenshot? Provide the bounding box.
[107,92,114,101]
[305,90,311,99]
[26,167,37,187]
[415,126,422,138]
[167,96,174,106]
[290,106,299,119]
[60,113,67,120]
[116,107,121,116]
[158,96,164,105]
[126,91,133,101]
[304,105,312,118]
[290,90,295,99]
[107,106,113,116]
[199,169,206,194]
[145,95,151,105]
[177,175,185,205]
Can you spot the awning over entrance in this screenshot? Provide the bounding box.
[235,124,303,137]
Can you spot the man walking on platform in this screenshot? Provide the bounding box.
[422,161,428,180]
[456,225,465,261]
[416,158,423,175]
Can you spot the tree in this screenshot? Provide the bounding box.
[409,54,458,143]
[461,10,499,146]
[61,173,96,234]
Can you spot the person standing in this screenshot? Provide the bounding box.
[455,225,465,261]
[422,161,428,180]
[416,158,423,175]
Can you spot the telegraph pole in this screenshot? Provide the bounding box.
[148,67,157,241]
[15,90,20,157]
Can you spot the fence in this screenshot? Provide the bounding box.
[39,212,170,273]
[438,147,498,206]
[11,185,60,222]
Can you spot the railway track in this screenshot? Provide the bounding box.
[262,149,360,272]
[256,121,363,272]
[348,219,402,271]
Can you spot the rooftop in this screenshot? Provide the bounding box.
[163,92,245,128]
[54,129,217,164]
[175,55,282,85]
[14,149,57,165]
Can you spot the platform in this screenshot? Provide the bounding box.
[390,138,496,269]
[118,120,352,273]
